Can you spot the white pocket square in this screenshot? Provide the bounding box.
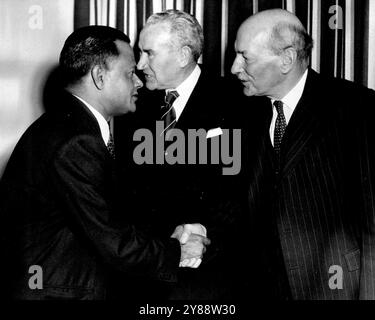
[206,127,223,138]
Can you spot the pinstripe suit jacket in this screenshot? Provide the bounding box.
[246,69,375,300]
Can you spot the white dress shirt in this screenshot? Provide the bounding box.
[166,64,201,121]
[269,69,308,145]
[72,94,110,146]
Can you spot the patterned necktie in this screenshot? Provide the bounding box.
[273,100,287,155]
[160,90,179,134]
[107,132,115,159]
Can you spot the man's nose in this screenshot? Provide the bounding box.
[137,53,147,70]
[231,56,241,75]
[134,74,143,89]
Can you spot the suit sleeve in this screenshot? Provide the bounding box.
[358,96,375,299]
[49,134,180,282]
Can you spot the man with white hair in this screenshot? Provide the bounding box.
[114,10,243,300]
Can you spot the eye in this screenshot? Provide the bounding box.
[244,55,254,63]
[125,70,134,78]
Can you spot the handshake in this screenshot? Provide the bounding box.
[171,223,210,269]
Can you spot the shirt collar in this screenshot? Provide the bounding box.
[166,64,201,121]
[72,94,110,146]
[272,69,308,112]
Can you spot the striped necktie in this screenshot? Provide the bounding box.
[160,90,179,135]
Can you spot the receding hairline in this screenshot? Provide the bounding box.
[240,9,305,36]
[238,9,309,55]
[140,10,203,62]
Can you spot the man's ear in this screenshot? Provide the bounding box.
[91,65,105,90]
[280,47,297,74]
[179,46,192,67]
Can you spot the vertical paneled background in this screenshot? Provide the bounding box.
[0,0,374,177]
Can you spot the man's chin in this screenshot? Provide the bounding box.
[117,104,136,115]
[243,87,256,97]
[128,104,136,113]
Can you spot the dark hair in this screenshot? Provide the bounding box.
[145,9,203,62]
[268,22,313,67]
[59,26,130,85]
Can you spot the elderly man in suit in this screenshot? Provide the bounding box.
[114,10,244,300]
[0,25,210,300]
[231,8,375,299]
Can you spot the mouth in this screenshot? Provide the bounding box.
[238,78,250,86]
[237,73,249,83]
[132,92,138,100]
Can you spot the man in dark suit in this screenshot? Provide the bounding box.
[231,9,375,299]
[114,10,245,299]
[0,25,210,300]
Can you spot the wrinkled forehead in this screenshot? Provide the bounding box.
[235,24,270,51]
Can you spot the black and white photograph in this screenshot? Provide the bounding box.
[1,0,375,316]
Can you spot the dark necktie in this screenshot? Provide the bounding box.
[107,132,115,159]
[160,90,179,134]
[273,100,287,155]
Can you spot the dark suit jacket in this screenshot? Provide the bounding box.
[0,92,180,300]
[244,69,375,300]
[114,70,247,300]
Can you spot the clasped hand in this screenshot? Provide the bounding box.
[171,223,210,269]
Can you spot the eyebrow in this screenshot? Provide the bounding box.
[126,67,137,74]
[139,48,153,54]
[236,49,247,55]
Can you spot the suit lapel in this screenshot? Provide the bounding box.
[175,75,204,130]
[247,100,275,207]
[175,73,221,131]
[279,69,324,177]
[67,93,113,160]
